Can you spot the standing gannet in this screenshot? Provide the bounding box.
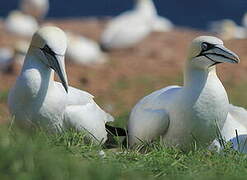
[20,0,49,20]
[5,10,39,37]
[66,32,107,65]
[8,26,124,143]
[100,0,156,50]
[128,36,240,150]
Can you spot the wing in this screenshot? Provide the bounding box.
[54,82,94,106]
[128,86,181,146]
[64,101,114,143]
[211,104,247,152]
[220,104,247,141]
[101,12,151,49]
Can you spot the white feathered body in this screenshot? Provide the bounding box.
[66,34,106,65]
[8,53,113,142]
[5,11,39,37]
[129,69,229,150]
[100,0,156,49]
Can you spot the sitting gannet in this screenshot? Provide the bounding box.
[20,0,49,20]
[5,10,39,37]
[100,0,157,50]
[128,36,240,150]
[8,26,124,143]
[66,32,107,65]
[209,19,246,40]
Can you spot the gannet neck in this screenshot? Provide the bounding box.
[135,0,157,17]
[183,63,217,88]
[20,49,54,96]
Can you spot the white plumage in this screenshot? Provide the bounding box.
[100,0,157,50]
[128,36,240,150]
[209,19,246,40]
[5,10,39,37]
[8,26,114,143]
[211,105,247,153]
[66,32,107,65]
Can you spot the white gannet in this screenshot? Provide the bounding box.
[100,0,157,50]
[5,10,39,37]
[8,26,125,143]
[20,0,49,20]
[128,36,240,150]
[209,19,246,40]
[66,32,107,65]
[0,47,14,73]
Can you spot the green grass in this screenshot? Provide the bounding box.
[0,121,247,180]
[0,90,8,103]
[1,78,247,179]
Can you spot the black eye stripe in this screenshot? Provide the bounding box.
[201,42,215,52]
[40,45,56,56]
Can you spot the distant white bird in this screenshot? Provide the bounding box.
[66,32,107,65]
[100,0,157,50]
[20,0,49,20]
[8,26,125,143]
[0,47,14,73]
[5,10,39,37]
[209,19,246,40]
[128,36,240,150]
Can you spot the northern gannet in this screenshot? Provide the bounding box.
[100,0,156,50]
[209,19,246,40]
[8,26,124,143]
[66,32,107,65]
[128,36,240,150]
[5,10,39,37]
[20,0,49,20]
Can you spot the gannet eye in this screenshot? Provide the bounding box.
[201,43,208,51]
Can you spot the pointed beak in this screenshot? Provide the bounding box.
[203,44,240,64]
[50,55,68,93]
[44,53,68,93]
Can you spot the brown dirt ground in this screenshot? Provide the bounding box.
[1,18,247,124]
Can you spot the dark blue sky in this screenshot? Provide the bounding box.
[1,0,247,29]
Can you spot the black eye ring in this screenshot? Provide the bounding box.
[201,43,208,51]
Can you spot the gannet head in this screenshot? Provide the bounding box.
[30,26,68,93]
[187,36,240,70]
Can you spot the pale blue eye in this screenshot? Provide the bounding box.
[201,43,208,51]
